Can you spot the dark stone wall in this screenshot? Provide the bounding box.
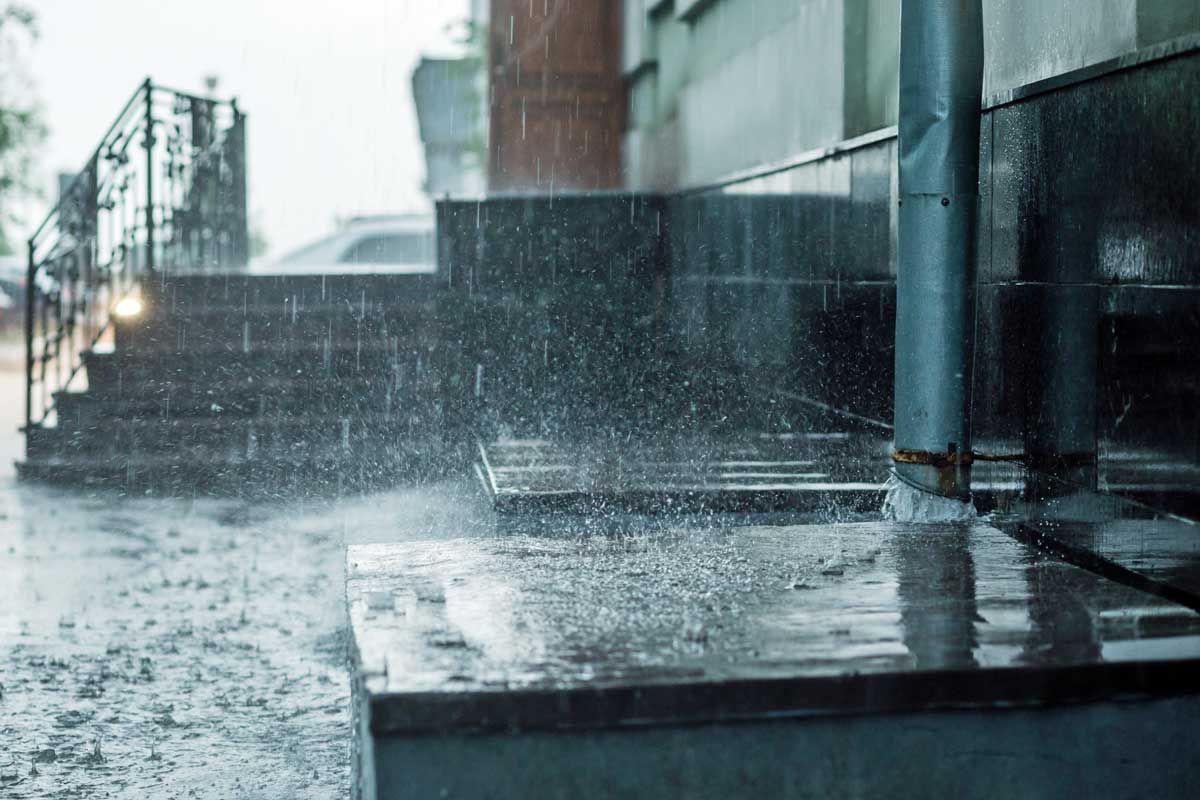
[436,194,668,438]
[979,50,1200,487]
[667,137,897,427]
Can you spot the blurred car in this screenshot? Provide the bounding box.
[253,215,436,275]
[0,255,24,328]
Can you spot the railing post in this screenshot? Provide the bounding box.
[230,101,249,268]
[25,238,35,435]
[143,78,155,273]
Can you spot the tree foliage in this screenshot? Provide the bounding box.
[0,3,45,255]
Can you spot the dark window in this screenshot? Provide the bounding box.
[339,233,432,265]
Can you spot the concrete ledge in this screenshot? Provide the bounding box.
[347,522,1200,797]
[371,695,1200,799]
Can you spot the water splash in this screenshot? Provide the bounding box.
[881,475,976,523]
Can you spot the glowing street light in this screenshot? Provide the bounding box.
[114,294,144,318]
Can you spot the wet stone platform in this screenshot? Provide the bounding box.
[472,434,1092,515]
[475,435,891,513]
[347,522,1200,799]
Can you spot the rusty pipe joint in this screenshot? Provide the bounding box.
[892,445,973,499]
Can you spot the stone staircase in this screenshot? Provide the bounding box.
[20,272,470,495]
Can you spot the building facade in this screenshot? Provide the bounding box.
[622,0,1200,189]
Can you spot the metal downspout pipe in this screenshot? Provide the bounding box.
[893,0,985,500]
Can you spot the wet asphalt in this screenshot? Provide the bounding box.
[0,353,493,799]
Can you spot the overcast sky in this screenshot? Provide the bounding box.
[24,0,468,258]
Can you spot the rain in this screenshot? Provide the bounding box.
[2,1,1199,798]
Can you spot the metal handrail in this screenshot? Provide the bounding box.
[25,79,249,434]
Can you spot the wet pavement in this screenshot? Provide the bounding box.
[0,484,351,798]
[0,358,494,799]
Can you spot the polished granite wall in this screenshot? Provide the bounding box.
[669,48,1199,507]
[438,47,1198,510]
[667,140,897,427]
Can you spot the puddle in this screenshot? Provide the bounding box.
[0,480,355,798]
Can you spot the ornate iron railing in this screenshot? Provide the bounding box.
[25,79,247,432]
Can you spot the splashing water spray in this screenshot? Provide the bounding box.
[884,0,984,523]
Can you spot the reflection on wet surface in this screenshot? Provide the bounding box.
[895,528,980,670]
[348,522,1200,734]
[998,472,1200,609]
